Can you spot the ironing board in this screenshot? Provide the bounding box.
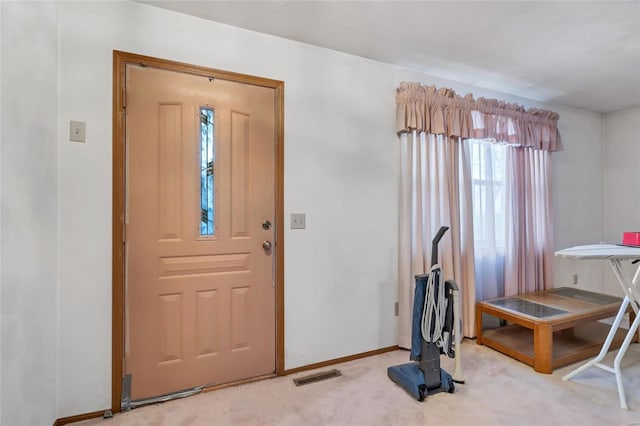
[555,244,640,409]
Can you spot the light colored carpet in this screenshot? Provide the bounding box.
[77,341,640,425]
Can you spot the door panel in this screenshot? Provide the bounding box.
[125,65,276,400]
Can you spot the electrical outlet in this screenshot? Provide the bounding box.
[573,274,578,285]
[291,213,305,229]
[70,120,86,142]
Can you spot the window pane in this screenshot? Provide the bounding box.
[200,107,215,235]
[469,139,507,250]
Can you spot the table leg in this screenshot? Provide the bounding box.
[476,305,484,345]
[534,322,553,373]
[612,305,640,409]
[563,296,630,382]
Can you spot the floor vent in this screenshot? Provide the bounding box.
[293,369,342,386]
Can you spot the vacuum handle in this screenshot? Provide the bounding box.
[431,226,449,266]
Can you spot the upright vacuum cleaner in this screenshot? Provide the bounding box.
[388,226,464,401]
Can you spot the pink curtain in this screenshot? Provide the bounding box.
[504,147,554,295]
[396,82,559,343]
[396,82,561,151]
[398,131,476,346]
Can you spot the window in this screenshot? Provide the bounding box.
[200,107,215,235]
[470,139,506,251]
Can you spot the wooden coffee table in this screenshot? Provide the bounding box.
[476,287,635,373]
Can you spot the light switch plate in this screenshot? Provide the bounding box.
[70,120,86,142]
[291,213,306,229]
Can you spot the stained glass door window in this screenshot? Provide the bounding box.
[200,107,215,235]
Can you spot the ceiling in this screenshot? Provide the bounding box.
[140,1,640,114]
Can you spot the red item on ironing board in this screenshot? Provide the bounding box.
[622,232,640,247]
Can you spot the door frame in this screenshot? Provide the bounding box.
[111,50,285,413]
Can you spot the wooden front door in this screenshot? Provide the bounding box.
[124,64,276,400]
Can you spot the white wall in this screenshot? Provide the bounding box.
[552,109,606,293]
[0,0,606,422]
[603,107,640,296]
[0,2,59,425]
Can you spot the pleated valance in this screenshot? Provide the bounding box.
[396,82,561,151]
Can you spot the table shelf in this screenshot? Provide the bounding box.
[481,321,629,370]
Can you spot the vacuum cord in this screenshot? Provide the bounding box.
[421,264,449,349]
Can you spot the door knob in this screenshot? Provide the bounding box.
[262,241,272,250]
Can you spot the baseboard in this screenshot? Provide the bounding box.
[284,345,399,375]
[54,409,106,426]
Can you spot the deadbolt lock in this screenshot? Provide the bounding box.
[262,220,272,230]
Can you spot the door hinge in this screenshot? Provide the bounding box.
[122,214,126,243]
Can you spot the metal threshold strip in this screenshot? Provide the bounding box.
[129,386,202,409]
[293,369,342,386]
[122,375,216,411]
